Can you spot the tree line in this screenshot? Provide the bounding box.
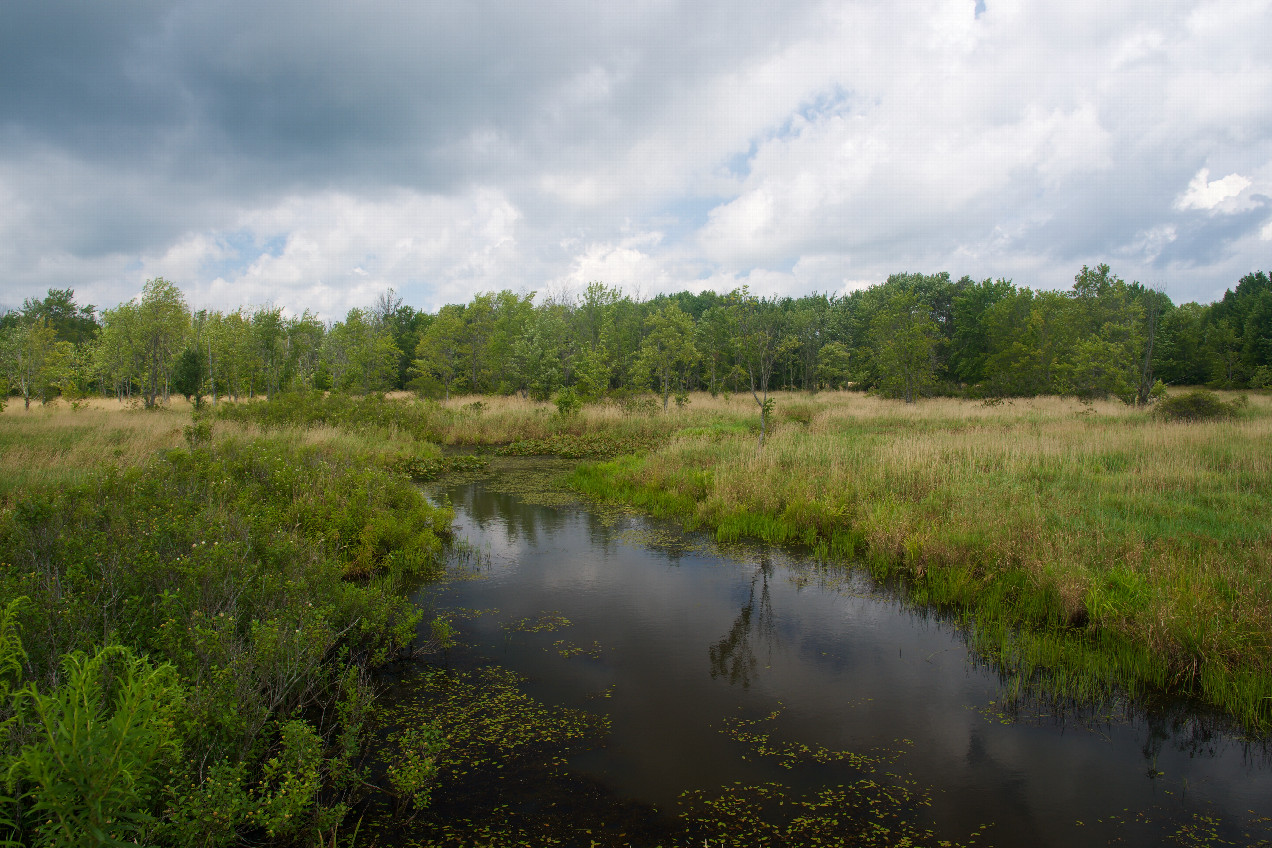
[1,266,1269,412]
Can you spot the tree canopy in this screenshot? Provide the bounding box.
[3,268,1269,412]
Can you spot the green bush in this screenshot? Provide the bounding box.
[554,388,582,418]
[0,434,453,844]
[1152,389,1244,422]
[385,723,446,814]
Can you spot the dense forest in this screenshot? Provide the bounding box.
[1,266,1270,412]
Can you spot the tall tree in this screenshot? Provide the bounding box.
[636,302,698,411]
[696,305,737,396]
[981,289,1073,396]
[95,301,145,401]
[324,308,400,394]
[135,278,190,408]
[1129,282,1171,404]
[733,290,791,447]
[488,290,537,394]
[412,305,466,399]
[460,294,497,393]
[1060,265,1143,401]
[1154,301,1207,386]
[0,319,72,409]
[870,284,939,403]
[787,297,827,391]
[288,311,327,391]
[510,304,567,401]
[948,277,1014,385]
[251,306,289,399]
[16,288,99,345]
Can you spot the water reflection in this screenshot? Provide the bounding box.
[415,459,1272,848]
[708,556,776,688]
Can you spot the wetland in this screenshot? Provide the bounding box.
[374,457,1272,847]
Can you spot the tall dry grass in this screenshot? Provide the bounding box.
[0,399,197,505]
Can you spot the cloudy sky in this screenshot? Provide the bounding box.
[2,0,1269,319]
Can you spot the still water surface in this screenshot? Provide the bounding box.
[412,459,1270,846]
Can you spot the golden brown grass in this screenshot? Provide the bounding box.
[0,399,194,505]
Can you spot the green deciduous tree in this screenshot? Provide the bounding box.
[1058,264,1143,402]
[412,305,466,399]
[733,290,792,446]
[870,284,939,403]
[636,302,698,411]
[0,320,73,410]
[324,309,400,394]
[95,279,190,408]
[815,341,852,389]
[135,278,191,408]
[948,277,1014,385]
[510,304,567,401]
[696,305,736,396]
[13,289,98,346]
[981,288,1071,396]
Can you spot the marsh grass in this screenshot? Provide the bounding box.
[570,390,1272,731]
[0,406,455,843]
[0,399,195,507]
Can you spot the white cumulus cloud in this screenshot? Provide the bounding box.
[1175,168,1254,212]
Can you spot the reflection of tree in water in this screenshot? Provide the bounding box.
[450,485,570,548]
[709,557,777,688]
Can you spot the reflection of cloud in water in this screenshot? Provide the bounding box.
[430,464,1272,845]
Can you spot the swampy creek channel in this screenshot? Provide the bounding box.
[371,458,1272,847]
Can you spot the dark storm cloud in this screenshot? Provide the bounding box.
[4,1,810,191]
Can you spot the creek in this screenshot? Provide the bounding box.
[394,457,1271,846]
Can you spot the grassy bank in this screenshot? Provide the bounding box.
[213,389,747,457]
[0,401,453,845]
[569,391,1272,731]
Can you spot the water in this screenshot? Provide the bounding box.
[406,458,1272,846]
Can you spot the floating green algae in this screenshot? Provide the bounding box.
[503,611,572,633]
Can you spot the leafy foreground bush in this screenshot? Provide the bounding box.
[1153,389,1246,422]
[0,435,452,846]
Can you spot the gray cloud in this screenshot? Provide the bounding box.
[2,0,1269,316]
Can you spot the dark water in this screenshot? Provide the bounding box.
[412,459,1272,846]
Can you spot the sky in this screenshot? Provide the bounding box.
[1,0,1269,320]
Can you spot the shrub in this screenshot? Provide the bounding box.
[554,388,582,418]
[0,434,453,844]
[1152,389,1243,422]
